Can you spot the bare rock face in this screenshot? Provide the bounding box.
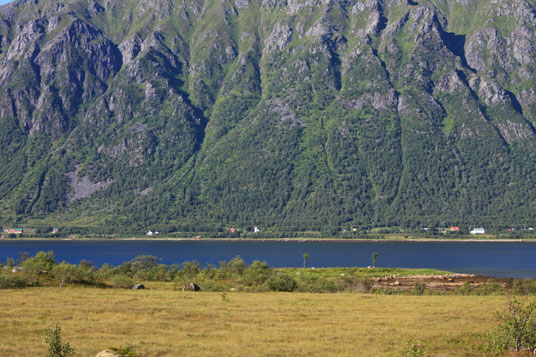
[119,33,143,65]
[264,22,293,53]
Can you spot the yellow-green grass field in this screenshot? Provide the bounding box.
[0,284,510,356]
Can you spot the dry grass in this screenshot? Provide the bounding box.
[0,284,508,356]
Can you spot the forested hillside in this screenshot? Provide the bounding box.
[0,0,535,232]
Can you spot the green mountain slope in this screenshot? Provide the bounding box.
[0,0,535,232]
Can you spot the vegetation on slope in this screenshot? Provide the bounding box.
[0,0,535,232]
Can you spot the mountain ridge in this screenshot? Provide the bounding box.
[0,0,535,232]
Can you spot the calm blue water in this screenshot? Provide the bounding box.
[0,240,535,278]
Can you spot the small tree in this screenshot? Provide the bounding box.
[23,251,57,285]
[242,260,271,286]
[303,252,309,268]
[372,253,378,268]
[43,324,74,357]
[487,298,536,352]
[17,251,29,266]
[52,262,77,287]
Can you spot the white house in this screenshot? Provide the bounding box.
[254,227,260,233]
[146,231,154,236]
[470,228,486,234]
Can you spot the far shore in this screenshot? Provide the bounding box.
[2,236,536,243]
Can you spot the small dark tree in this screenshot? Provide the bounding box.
[372,253,378,268]
[17,251,29,265]
[303,252,309,268]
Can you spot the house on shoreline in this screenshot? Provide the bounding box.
[470,228,486,235]
[5,228,23,234]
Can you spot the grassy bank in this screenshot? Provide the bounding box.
[0,285,507,356]
[4,251,536,295]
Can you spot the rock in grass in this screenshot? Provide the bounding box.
[182,283,201,291]
[95,350,121,357]
[129,284,145,290]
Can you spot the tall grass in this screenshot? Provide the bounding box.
[0,286,506,356]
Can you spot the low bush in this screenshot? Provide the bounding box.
[402,339,426,356]
[297,275,339,293]
[111,274,134,289]
[0,273,32,289]
[474,281,504,296]
[242,260,271,286]
[267,272,297,292]
[413,282,427,296]
[487,298,536,353]
[108,346,140,357]
[197,280,228,292]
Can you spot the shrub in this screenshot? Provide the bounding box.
[267,272,297,292]
[361,278,374,292]
[179,260,201,280]
[523,279,536,295]
[25,251,56,272]
[22,251,57,284]
[402,339,426,357]
[146,264,170,281]
[0,273,32,289]
[456,282,472,295]
[242,260,271,286]
[474,281,504,296]
[198,280,227,292]
[130,255,160,280]
[197,264,216,280]
[413,282,426,296]
[513,280,525,295]
[43,324,74,357]
[75,263,97,285]
[487,298,536,352]
[111,274,134,289]
[297,275,339,293]
[52,263,78,287]
[219,256,246,278]
[98,263,114,280]
[108,346,140,357]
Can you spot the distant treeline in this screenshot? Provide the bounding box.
[2,225,536,239]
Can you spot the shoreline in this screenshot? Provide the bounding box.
[2,237,536,243]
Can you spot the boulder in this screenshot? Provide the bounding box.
[130,283,145,290]
[182,283,201,291]
[95,350,121,357]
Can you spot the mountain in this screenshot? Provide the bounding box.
[0,0,535,233]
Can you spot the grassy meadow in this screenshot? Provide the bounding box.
[0,284,509,356]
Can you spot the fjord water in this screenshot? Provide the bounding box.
[0,240,535,278]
